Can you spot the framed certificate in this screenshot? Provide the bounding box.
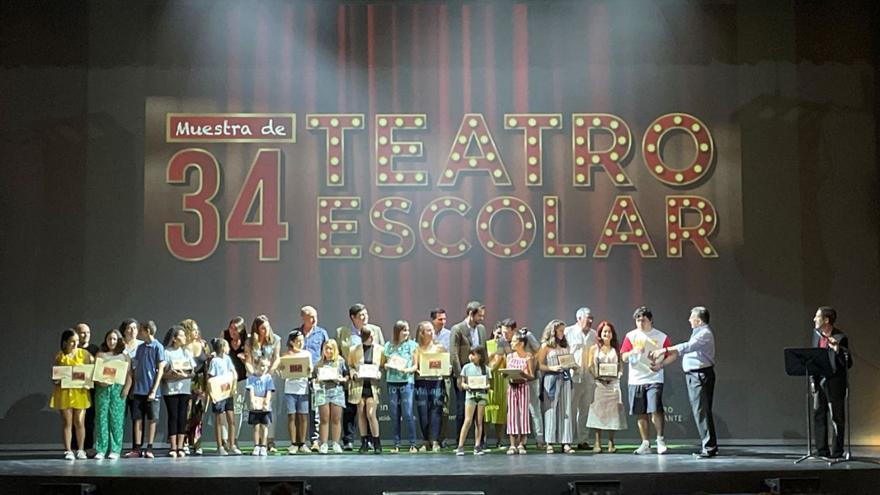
[62,365,95,389]
[386,354,407,371]
[557,353,577,369]
[499,368,527,381]
[598,362,618,378]
[208,375,234,402]
[418,352,450,377]
[358,363,380,380]
[279,356,310,380]
[52,366,72,381]
[466,375,488,389]
[317,366,340,382]
[250,396,269,411]
[93,358,128,385]
[171,358,193,372]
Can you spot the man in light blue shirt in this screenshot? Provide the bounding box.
[430,308,451,351]
[652,306,717,458]
[288,305,327,451]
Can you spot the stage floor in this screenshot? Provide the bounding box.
[2,445,879,494]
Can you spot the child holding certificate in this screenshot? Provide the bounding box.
[283,330,312,454]
[313,339,348,454]
[247,358,276,456]
[50,329,94,460]
[125,320,166,459]
[413,321,444,452]
[586,321,626,453]
[162,326,195,458]
[383,320,418,453]
[208,338,241,456]
[505,331,534,454]
[348,327,382,454]
[93,329,131,460]
[455,346,489,456]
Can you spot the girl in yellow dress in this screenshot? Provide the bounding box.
[50,328,94,460]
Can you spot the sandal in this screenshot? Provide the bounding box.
[545,444,555,454]
[607,443,617,453]
[592,444,602,453]
[563,444,574,454]
[517,445,527,455]
[506,447,517,455]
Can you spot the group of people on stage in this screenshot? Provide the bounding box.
[49,302,850,461]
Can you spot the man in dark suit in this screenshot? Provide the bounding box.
[449,301,488,439]
[811,306,852,459]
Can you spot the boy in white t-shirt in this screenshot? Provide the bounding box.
[619,306,671,455]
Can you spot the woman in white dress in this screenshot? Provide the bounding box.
[586,320,627,452]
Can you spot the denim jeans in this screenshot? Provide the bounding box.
[414,379,444,442]
[388,382,416,446]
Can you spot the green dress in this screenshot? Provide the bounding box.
[484,353,508,425]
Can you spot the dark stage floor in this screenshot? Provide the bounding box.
[2,445,878,494]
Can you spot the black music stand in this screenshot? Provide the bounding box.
[783,347,833,464]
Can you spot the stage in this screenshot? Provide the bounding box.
[2,445,878,495]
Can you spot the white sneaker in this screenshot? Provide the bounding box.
[218,446,228,456]
[299,444,311,454]
[194,448,203,455]
[107,452,119,460]
[656,437,668,455]
[252,447,261,456]
[63,450,75,461]
[332,442,343,454]
[634,440,651,455]
[93,452,105,460]
[75,450,87,460]
[319,442,329,454]
[231,445,242,455]
[288,445,298,455]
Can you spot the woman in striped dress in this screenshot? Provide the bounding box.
[505,330,534,454]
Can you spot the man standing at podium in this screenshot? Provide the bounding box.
[811,306,852,459]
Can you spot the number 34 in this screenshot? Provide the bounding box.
[165,148,288,261]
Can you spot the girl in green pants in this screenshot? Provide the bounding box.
[94,329,132,460]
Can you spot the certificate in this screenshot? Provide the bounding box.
[598,362,618,378]
[418,352,450,377]
[466,375,488,390]
[358,364,380,380]
[62,365,95,389]
[171,358,193,372]
[499,368,527,381]
[317,366,339,382]
[557,353,577,369]
[93,358,128,385]
[208,375,234,402]
[250,395,269,411]
[279,356,310,380]
[52,366,72,381]
[385,354,407,371]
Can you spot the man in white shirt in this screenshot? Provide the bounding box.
[564,307,597,450]
[620,306,672,455]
